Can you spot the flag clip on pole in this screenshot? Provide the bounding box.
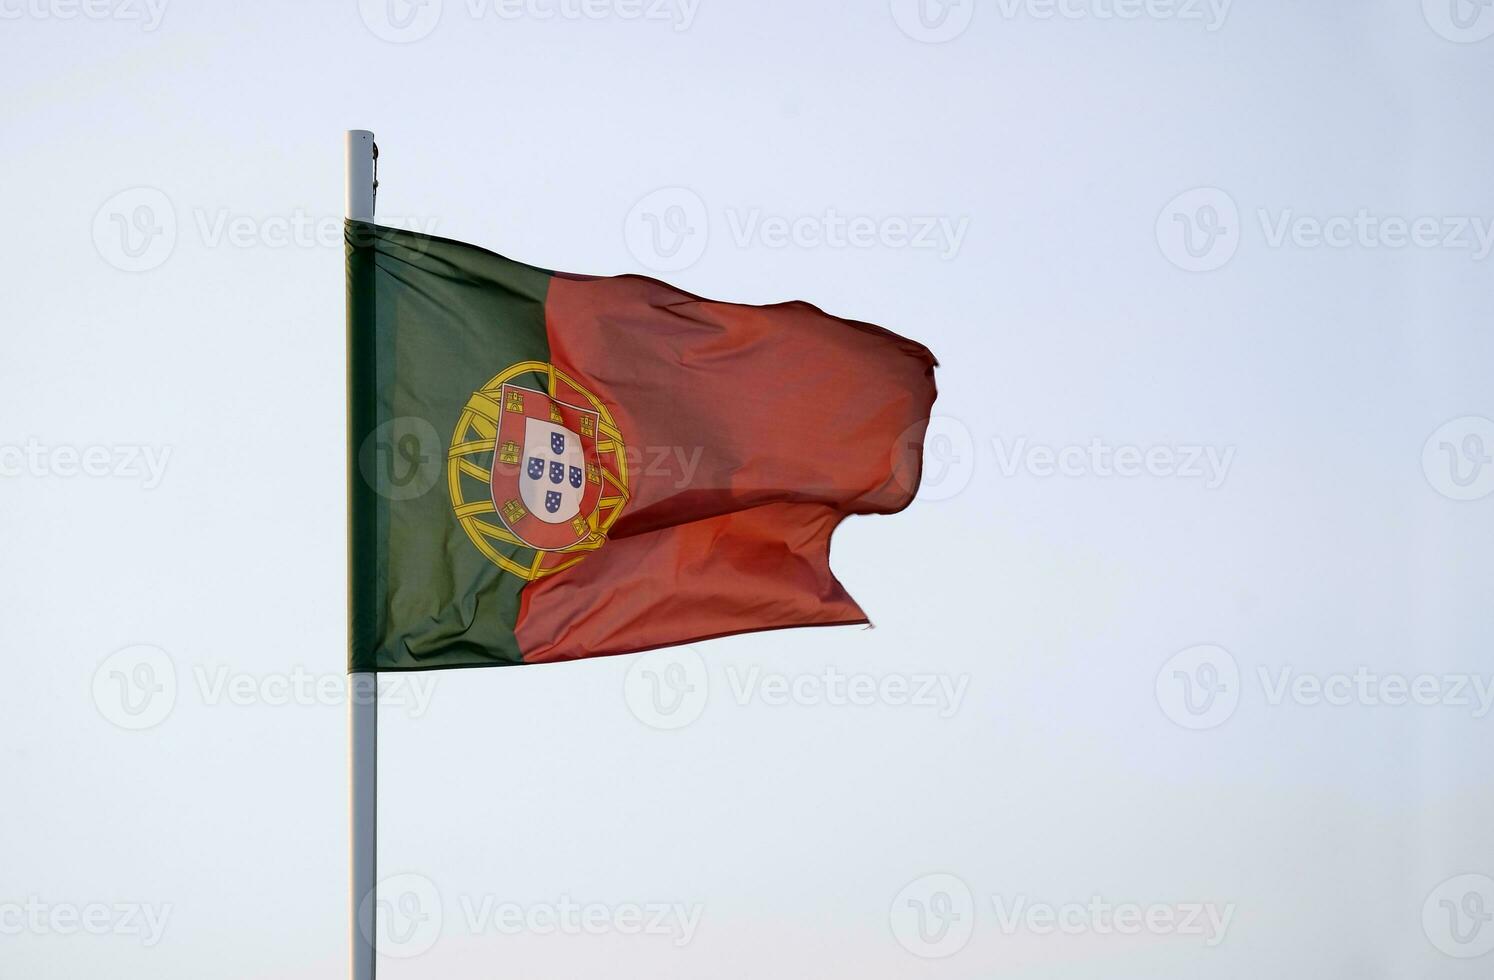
[346,128,378,980]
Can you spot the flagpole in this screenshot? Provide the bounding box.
[345,128,378,980]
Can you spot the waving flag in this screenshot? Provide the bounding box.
[347,221,937,670]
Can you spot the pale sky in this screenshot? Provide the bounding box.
[2,1,1493,977]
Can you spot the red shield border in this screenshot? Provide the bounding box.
[489,383,603,551]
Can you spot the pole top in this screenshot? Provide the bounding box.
[345,130,377,222]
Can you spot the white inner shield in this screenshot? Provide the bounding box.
[519,417,585,524]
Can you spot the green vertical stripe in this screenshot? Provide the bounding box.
[347,222,387,670]
[347,222,554,671]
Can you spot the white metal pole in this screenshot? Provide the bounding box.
[346,128,378,980]
[346,129,376,226]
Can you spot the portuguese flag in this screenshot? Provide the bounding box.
[347,221,937,671]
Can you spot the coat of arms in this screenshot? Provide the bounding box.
[447,361,629,580]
